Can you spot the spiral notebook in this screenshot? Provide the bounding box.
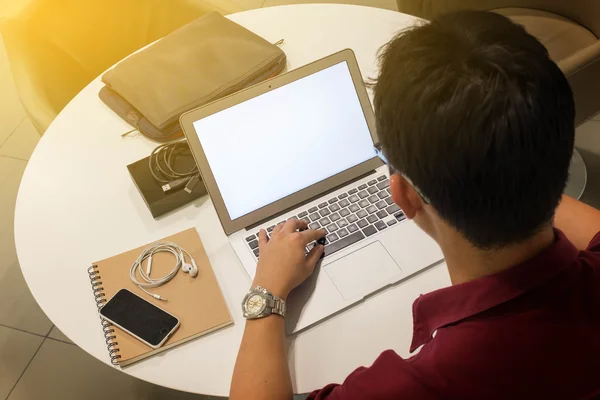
[88,228,233,367]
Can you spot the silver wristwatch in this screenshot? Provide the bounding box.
[242,285,286,319]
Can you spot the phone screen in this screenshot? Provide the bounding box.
[100,289,179,347]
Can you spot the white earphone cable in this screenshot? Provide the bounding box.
[129,242,196,301]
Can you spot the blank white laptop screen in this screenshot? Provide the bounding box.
[192,61,376,221]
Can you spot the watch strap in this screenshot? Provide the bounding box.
[268,295,286,317]
[253,285,286,318]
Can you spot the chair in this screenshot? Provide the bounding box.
[395,0,600,198]
[0,0,243,134]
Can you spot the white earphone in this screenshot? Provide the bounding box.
[129,242,198,301]
[181,258,198,277]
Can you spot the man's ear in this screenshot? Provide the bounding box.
[389,173,424,219]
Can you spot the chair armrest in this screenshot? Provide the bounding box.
[559,41,600,126]
[395,1,600,37]
[0,19,57,133]
[396,0,514,19]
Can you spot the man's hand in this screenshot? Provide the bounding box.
[232,218,324,400]
[253,219,326,300]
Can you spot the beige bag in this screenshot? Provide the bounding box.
[100,12,286,142]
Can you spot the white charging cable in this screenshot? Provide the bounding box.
[129,241,197,301]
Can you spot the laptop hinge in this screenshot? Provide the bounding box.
[245,170,377,232]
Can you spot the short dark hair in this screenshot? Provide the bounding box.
[374,10,575,249]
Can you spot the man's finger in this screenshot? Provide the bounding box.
[258,229,268,248]
[300,228,327,243]
[295,219,309,232]
[281,217,302,233]
[272,222,285,236]
[305,244,325,270]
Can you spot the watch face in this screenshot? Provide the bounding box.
[245,293,266,316]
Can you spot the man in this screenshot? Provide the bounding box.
[230,10,600,400]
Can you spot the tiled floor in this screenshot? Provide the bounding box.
[1,0,600,399]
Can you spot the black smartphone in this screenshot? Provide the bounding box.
[99,289,180,348]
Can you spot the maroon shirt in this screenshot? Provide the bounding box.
[308,229,600,400]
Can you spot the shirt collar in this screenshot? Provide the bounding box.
[410,229,579,352]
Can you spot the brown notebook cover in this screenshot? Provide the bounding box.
[88,228,232,367]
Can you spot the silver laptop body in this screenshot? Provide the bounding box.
[180,49,443,333]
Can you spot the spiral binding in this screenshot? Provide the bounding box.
[88,265,121,365]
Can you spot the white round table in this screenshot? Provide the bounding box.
[14,4,451,396]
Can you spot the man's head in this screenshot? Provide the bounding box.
[374,10,575,249]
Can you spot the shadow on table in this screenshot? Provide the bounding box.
[285,259,323,334]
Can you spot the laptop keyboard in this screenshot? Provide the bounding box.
[244,174,406,260]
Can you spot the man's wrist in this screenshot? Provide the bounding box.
[251,280,288,301]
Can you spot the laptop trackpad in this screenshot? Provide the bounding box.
[324,241,401,300]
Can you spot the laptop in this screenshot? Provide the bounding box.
[180,49,443,333]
